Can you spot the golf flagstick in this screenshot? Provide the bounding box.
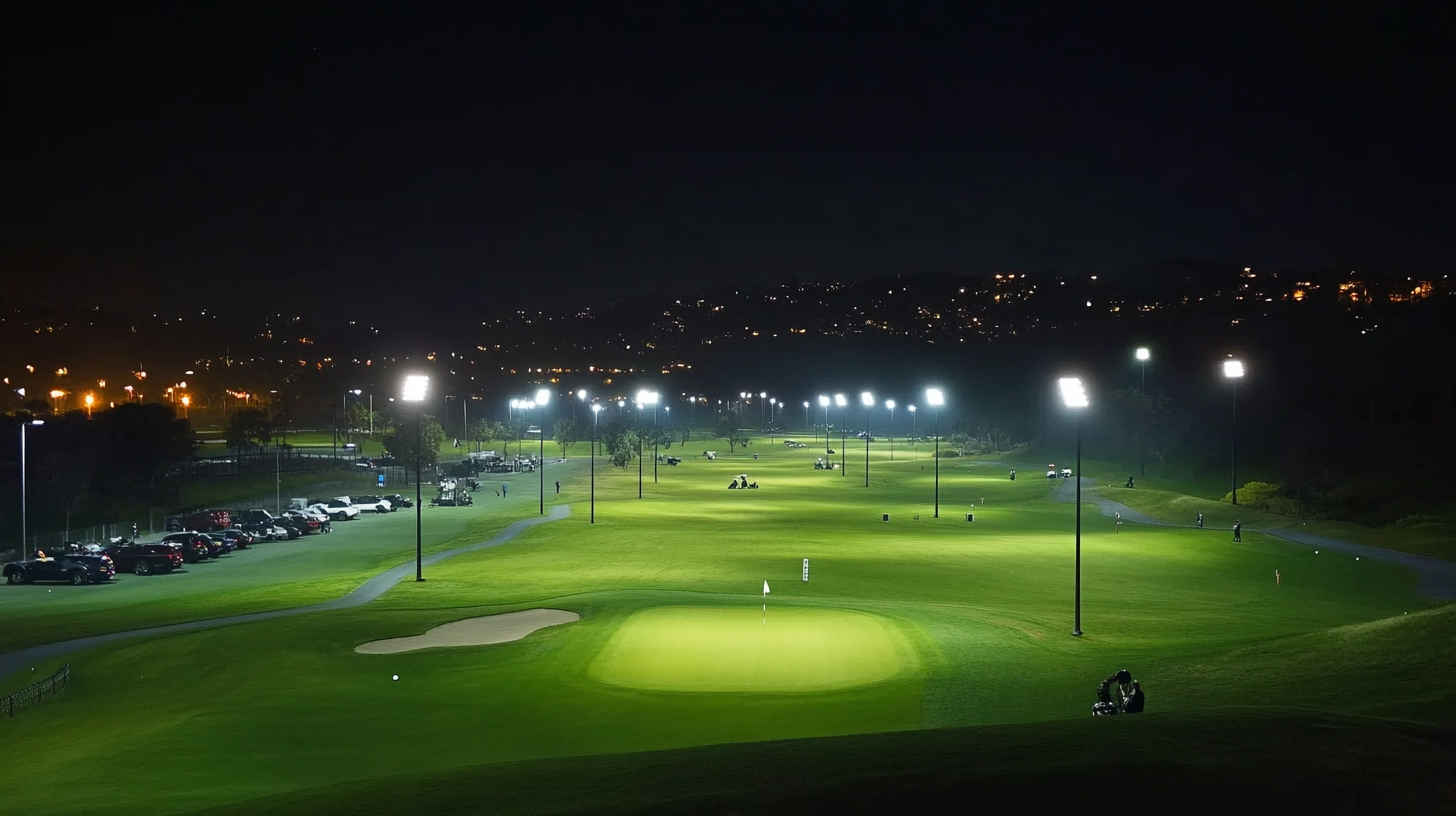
[762,579,770,623]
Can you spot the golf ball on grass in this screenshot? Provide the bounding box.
[392,674,399,681]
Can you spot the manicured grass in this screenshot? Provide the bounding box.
[589,606,917,692]
[0,437,1447,813]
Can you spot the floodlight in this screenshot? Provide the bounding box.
[49,389,64,399]
[522,400,535,410]
[1223,359,1245,379]
[1135,347,1151,362]
[591,403,602,414]
[925,387,945,407]
[802,401,809,408]
[885,399,896,410]
[180,395,190,407]
[535,387,551,405]
[351,388,364,395]
[636,389,659,406]
[817,395,830,407]
[509,398,520,409]
[84,394,95,406]
[759,391,767,399]
[860,391,874,407]
[1058,377,1089,409]
[31,419,44,426]
[908,404,916,413]
[617,399,626,408]
[664,406,670,413]
[402,375,429,402]
[834,393,847,407]
[576,389,587,401]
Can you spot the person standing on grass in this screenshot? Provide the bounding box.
[554,480,560,495]
[502,482,508,498]
[1114,511,1122,534]
[1233,520,1242,543]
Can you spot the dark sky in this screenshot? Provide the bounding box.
[5,4,1453,315]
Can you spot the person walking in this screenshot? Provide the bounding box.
[1233,520,1242,543]
[1114,511,1122,534]
[1197,512,1205,529]
[554,480,560,495]
[502,482,508,498]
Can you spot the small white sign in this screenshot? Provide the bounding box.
[802,558,810,582]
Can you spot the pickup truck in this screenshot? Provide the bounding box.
[160,532,215,562]
[5,554,116,585]
[102,542,185,575]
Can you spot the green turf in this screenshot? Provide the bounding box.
[589,605,917,692]
[0,436,1448,814]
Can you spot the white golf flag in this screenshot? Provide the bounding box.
[763,580,771,595]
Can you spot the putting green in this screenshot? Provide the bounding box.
[589,605,918,693]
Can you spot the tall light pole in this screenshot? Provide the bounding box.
[818,395,830,456]
[635,399,644,498]
[834,394,847,476]
[19,419,43,560]
[1223,359,1245,505]
[925,388,945,516]
[84,393,95,419]
[1058,377,1090,637]
[637,389,660,485]
[401,374,429,582]
[759,391,767,430]
[860,391,875,486]
[908,404,917,461]
[180,394,190,419]
[1135,347,1150,477]
[535,387,551,515]
[576,388,588,427]
[590,402,601,523]
[885,399,896,461]
[802,401,810,435]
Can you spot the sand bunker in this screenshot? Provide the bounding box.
[355,608,579,654]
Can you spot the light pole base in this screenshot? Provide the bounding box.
[416,577,427,582]
[1071,629,1083,637]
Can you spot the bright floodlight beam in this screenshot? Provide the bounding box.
[1135,347,1150,362]
[1223,358,1245,505]
[884,399,896,461]
[1057,376,1090,637]
[401,374,429,582]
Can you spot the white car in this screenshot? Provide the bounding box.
[349,495,393,513]
[310,500,360,521]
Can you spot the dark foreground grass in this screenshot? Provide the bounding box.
[196,712,1455,815]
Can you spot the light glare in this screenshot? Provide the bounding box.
[1135,347,1151,361]
[1058,377,1089,409]
[401,375,429,403]
[924,387,945,407]
[1223,360,1245,379]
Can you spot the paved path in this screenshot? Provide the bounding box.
[0,504,571,680]
[1052,477,1456,599]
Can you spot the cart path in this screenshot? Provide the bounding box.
[1052,477,1456,599]
[0,504,571,680]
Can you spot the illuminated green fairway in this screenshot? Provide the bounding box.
[590,605,917,692]
[0,436,1448,814]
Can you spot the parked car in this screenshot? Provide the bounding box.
[309,499,360,521]
[280,509,323,533]
[384,493,413,509]
[5,553,116,585]
[160,532,213,562]
[350,495,393,513]
[273,517,305,538]
[203,534,236,555]
[102,541,184,575]
[218,529,255,549]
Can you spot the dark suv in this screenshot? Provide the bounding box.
[5,554,116,585]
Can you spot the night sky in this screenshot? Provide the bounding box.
[6,5,1452,316]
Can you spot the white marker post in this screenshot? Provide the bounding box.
[802,558,810,582]
[762,579,770,624]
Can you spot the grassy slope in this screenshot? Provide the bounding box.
[0,438,1449,814]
